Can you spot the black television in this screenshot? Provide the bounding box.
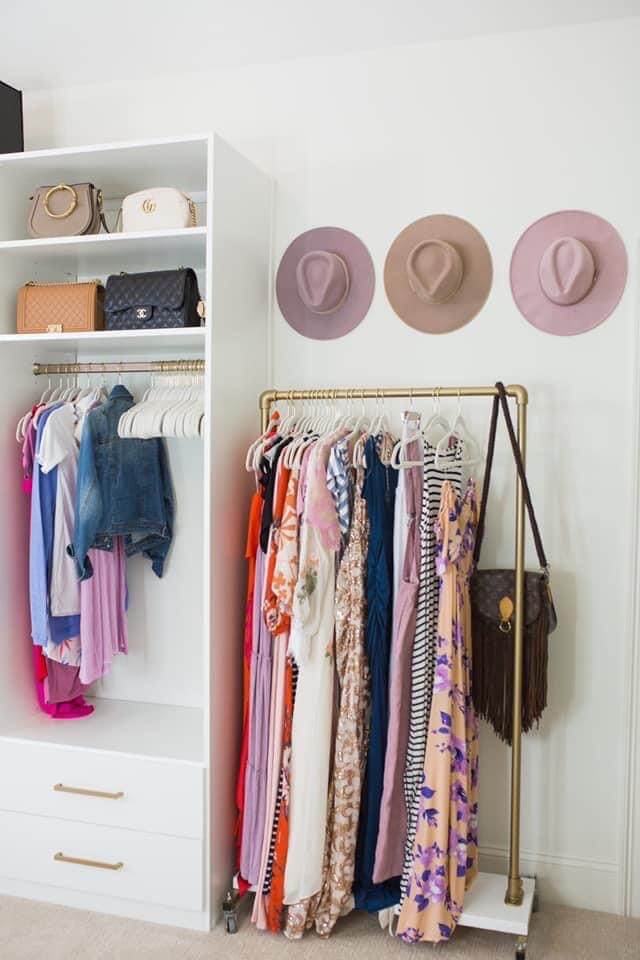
[0,81,23,154]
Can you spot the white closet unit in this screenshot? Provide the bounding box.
[0,135,271,929]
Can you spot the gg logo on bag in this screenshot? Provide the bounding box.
[142,198,156,214]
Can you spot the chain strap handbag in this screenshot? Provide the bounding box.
[27,182,109,238]
[104,268,204,330]
[17,280,104,333]
[470,381,557,744]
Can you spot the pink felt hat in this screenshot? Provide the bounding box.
[510,210,627,336]
[384,215,493,334]
[276,226,375,340]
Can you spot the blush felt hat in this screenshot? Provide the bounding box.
[510,210,627,336]
[384,214,493,334]
[276,226,375,340]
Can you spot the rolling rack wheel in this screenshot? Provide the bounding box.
[222,891,240,934]
[515,936,527,959]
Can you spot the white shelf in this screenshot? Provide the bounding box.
[0,327,206,358]
[458,873,535,936]
[0,227,207,274]
[0,134,209,200]
[0,697,204,765]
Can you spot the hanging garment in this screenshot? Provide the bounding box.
[30,404,81,652]
[353,435,399,912]
[239,545,272,885]
[23,409,88,717]
[71,385,173,581]
[263,466,302,931]
[373,437,422,882]
[235,490,264,881]
[397,480,479,944]
[252,454,292,927]
[37,404,81,617]
[78,539,128,686]
[401,441,461,902]
[264,659,298,932]
[314,466,370,937]
[284,439,340,929]
[326,436,352,554]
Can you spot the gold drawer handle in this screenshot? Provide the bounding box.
[53,783,124,801]
[54,852,124,871]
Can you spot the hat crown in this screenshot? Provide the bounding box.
[406,239,464,305]
[296,250,350,315]
[538,236,595,306]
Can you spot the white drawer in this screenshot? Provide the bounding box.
[0,740,203,839]
[0,810,203,911]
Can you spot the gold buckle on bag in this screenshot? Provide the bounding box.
[44,183,78,219]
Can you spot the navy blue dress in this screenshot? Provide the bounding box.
[354,436,400,911]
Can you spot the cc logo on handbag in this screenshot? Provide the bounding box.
[142,198,156,214]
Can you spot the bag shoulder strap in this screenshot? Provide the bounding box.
[473,381,548,571]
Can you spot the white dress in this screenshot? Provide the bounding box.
[284,441,339,909]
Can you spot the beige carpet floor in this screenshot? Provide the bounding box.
[0,895,639,959]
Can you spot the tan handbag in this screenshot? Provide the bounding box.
[17,281,104,334]
[27,183,108,239]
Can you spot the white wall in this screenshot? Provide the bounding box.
[21,16,640,915]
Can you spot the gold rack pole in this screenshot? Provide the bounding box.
[32,360,205,376]
[259,384,528,908]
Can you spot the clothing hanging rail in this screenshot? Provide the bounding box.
[259,383,529,910]
[32,359,205,376]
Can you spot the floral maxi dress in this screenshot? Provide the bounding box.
[397,479,479,944]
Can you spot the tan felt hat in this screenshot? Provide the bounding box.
[384,214,493,334]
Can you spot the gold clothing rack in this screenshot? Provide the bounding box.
[260,384,529,908]
[32,359,205,376]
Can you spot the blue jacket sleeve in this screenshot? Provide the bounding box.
[71,414,102,581]
[147,438,174,578]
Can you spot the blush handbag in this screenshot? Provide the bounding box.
[119,188,197,232]
[27,183,108,238]
[104,268,204,330]
[17,280,104,333]
[470,381,557,744]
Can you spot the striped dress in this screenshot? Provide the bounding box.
[401,440,461,901]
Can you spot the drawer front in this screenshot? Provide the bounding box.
[0,810,203,911]
[0,741,203,839]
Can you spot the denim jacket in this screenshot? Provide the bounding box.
[71,385,174,581]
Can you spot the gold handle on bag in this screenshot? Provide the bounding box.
[43,183,78,219]
[53,783,124,800]
[54,852,124,871]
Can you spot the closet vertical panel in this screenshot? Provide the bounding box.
[0,342,37,717]
[207,136,271,923]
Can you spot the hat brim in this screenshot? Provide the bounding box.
[510,210,627,336]
[276,227,375,340]
[384,215,493,334]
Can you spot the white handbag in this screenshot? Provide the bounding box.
[120,187,197,232]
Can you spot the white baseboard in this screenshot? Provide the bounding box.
[479,845,619,914]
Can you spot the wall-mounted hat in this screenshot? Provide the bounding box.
[276,226,375,340]
[510,210,627,336]
[384,214,493,334]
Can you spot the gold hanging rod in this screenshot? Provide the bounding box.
[261,384,527,426]
[32,359,205,376]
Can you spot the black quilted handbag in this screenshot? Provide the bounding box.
[104,268,203,330]
[471,382,557,744]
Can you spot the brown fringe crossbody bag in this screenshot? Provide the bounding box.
[470,382,557,744]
